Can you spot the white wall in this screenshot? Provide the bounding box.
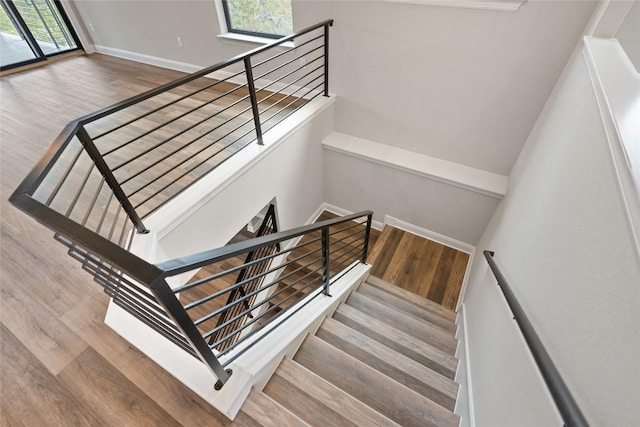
[155,98,333,263]
[323,146,500,245]
[72,0,252,68]
[462,42,640,426]
[616,0,640,72]
[294,0,597,175]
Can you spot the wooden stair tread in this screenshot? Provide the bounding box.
[367,275,457,322]
[294,335,459,427]
[346,292,457,354]
[333,304,457,379]
[317,317,458,411]
[241,388,309,427]
[264,366,360,426]
[358,282,456,334]
[270,358,401,427]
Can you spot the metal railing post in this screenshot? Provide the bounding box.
[76,126,149,234]
[362,213,373,263]
[321,227,331,296]
[323,22,332,97]
[244,57,264,145]
[149,277,232,389]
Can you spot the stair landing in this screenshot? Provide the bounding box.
[368,226,470,310]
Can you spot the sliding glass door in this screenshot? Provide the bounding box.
[0,0,82,71]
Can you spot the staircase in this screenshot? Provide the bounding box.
[239,275,460,426]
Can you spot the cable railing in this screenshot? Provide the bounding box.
[483,251,589,427]
[9,20,342,389]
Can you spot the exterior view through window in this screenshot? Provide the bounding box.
[222,0,293,39]
[0,0,81,70]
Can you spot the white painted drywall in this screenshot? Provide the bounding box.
[462,42,640,426]
[72,0,248,68]
[323,146,500,245]
[616,0,640,72]
[154,98,333,264]
[294,0,597,175]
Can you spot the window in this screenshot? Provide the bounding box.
[221,0,293,40]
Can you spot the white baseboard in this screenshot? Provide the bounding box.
[456,250,475,312]
[455,303,476,427]
[318,202,385,230]
[93,45,322,100]
[383,215,475,254]
[94,45,203,74]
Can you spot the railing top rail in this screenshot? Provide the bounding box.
[158,210,372,276]
[483,251,589,427]
[11,120,81,197]
[11,19,333,203]
[10,193,163,285]
[76,19,334,126]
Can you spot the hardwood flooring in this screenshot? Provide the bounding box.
[368,226,470,310]
[0,54,468,426]
[0,54,258,427]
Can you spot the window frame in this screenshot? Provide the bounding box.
[219,0,292,41]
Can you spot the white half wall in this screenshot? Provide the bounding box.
[462,40,640,426]
[322,133,502,245]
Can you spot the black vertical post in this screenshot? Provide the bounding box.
[323,22,331,97]
[149,277,231,389]
[321,227,331,296]
[76,126,148,234]
[362,214,373,263]
[244,57,264,145]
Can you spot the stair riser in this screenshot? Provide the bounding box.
[316,325,457,410]
[346,292,457,354]
[295,336,459,427]
[333,308,457,380]
[357,282,456,334]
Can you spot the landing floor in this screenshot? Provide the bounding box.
[369,226,470,310]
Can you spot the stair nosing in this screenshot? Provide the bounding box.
[318,317,459,407]
[357,282,457,334]
[346,291,458,354]
[295,334,460,427]
[334,303,458,378]
[367,275,457,321]
[273,357,402,427]
[241,388,311,427]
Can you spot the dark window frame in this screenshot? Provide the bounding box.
[0,0,83,72]
[221,0,288,40]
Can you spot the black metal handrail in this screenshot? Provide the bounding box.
[9,20,339,390]
[167,210,373,368]
[13,19,333,231]
[483,251,589,427]
[158,211,371,274]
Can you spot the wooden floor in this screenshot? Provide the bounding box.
[368,226,469,310]
[0,55,468,426]
[1,54,255,427]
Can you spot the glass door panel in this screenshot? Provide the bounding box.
[0,0,81,71]
[0,2,37,68]
[14,0,76,54]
